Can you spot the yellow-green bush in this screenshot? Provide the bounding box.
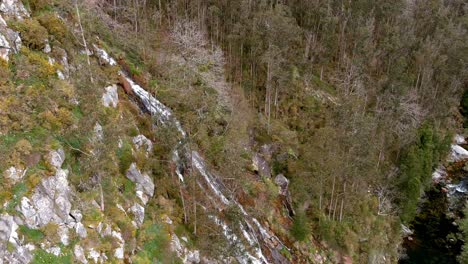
[41,223,60,244]
[11,19,48,50]
[21,47,57,78]
[26,0,55,12]
[14,139,32,156]
[37,13,68,43]
[0,59,10,84]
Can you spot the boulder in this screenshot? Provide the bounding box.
[0,214,19,246]
[455,134,466,145]
[48,148,65,169]
[449,145,468,162]
[4,166,24,184]
[133,134,153,153]
[75,222,87,239]
[97,222,112,237]
[274,174,289,196]
[58,225,69,245]
[70,209,83,222]
[126,163,155,204]
[0,214,34,264]
[260,144,278,162]
[401,224,413,237]
[114,247,124,259]
[274,174,295,217]
[87,248,103,263]
[93,45,116,66]
[0,32,10,61]
[74,245,87,264]
[93,123,103,142]
[102,84,119,108]
[0,0,29,19]
[18,165,73,228]
[45,246,61,256]
[35,168,71,221]
[130,203,145,227]
[252,153,271,178]
[19,197,39,228]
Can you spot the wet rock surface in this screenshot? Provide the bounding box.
[402,135,468,263]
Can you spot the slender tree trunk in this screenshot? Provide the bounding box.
[332,194,339,221]
[328,175,336,220]
[339,182,346,221]
[75,0,93,83]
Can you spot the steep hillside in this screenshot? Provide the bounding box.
[0,0,466,263]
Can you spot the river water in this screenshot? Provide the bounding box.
[400,140,468,264]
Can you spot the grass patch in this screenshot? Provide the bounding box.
[32,248,71,264]
[19,225,45,242]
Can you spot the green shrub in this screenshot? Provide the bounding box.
[0,59,10,83]
[37,13,68,43]
[458,203,468,263]
[26,0,55,13]
[11,19,48,50]
[290,212,310,241]
[117,140,134,174]
[21,47,57,78]
[132,224,175,263]
[398,124,451,223]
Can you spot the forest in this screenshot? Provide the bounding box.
[0,0,466,263]
[95,0,467,260]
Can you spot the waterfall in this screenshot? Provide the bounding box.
[94,46,290,263]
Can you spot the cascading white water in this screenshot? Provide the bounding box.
[95,46,290,263]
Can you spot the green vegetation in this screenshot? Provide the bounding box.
[458,203,468,263]
[32,248,71,264]
[461,90,468,129]
[10,19,48,50]
[132,224,176,263]
[19,225,44,242]
[0,0,464,262]
[37,13,69,43]
[117,140,134,174]
[398,125,451,223]
[290,212,310,241]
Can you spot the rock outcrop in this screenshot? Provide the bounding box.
[102,84,119,108]
[126,163,155,205]
[4,166,25,184]
[133,134,153,153]
[0,0,26,61]
[275,174,295,217]
[252,153,271,178]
